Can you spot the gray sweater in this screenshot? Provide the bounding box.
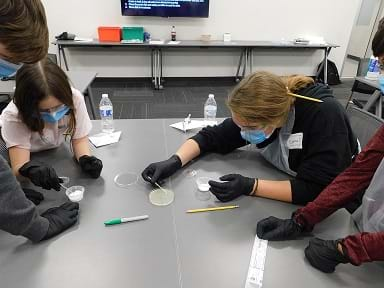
[0,156,49,242]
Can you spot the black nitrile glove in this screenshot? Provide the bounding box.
[305,238,349,273]
[19,160,61,191]
[79,155,103,178]
[23,188,44,205]
[141,155,182,185]
[256,216,304,241]
[208,174,255,202]
[41,202,80,241]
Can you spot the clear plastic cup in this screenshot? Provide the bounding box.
[196,177,211,201]
[65,186,85,202]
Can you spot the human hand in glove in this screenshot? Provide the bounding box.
[256,216,304,241]
[305,238,349,273]
[208,174,255,202]
[23,188,44,205]
[19,160,62,191]
[41,201,79,241]
[141,155,182,185]
[79,155,103,178]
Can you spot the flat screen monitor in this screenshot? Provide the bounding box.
[121,0,210,18]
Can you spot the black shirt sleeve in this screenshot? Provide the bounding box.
[190,118,247,154]
[290,101,357,205]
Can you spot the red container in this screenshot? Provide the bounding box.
[98,26,121,42]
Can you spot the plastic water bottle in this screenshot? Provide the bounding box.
[171,26,176,41]
[99,94,114,133]
[366,56,380,80]
[368,56,378,72]
[204,94,217,121]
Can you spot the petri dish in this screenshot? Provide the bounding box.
[149,188,174,206]
[66,186,85,202]
[114,172,138,188]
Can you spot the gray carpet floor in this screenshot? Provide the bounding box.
[88,77,360,119]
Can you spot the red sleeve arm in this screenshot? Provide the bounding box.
[294,125,384,230]
[342,232,384,265]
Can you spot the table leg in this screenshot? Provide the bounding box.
[159,49,164,89]
[242,48,248,79]
[153,48,162,90]
[249,48,253,74]
[235,49,245,82]
[153,49,158,89]
[57,45,62,68]
[324,48,329,85]
[61,47,70,71]
[156,49,160,90]
[151,49,155,84]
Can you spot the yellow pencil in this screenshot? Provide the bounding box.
[187,205,239,213]
[288,92,323,103]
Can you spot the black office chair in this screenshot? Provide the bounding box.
[344,105,384,213]
[0,94,11,114]
[346,104,384,149]
[0,94,10,159]
[346,58,377,109]
[0,137,8,161]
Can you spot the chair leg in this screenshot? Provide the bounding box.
[345,91,354,109]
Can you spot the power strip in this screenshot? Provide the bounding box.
[245,235,268,288]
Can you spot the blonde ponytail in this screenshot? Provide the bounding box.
[283,75,314,93]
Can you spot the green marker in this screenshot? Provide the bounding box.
[104,215,149,226]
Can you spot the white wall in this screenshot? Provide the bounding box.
[41,0,361,78]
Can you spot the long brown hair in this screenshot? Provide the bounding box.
[13,58,76,139]
[0,0,48,63]
[227,71,314,127]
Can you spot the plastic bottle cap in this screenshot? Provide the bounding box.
[102,94,109,98]
[208,94,215,98]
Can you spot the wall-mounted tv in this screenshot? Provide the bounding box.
[121,0,210,18]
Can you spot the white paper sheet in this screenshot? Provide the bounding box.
[74,37,93,42]
[170,120,217,132]
[149,40,165,44]
[89,131,122,147]
[167,41,181,45]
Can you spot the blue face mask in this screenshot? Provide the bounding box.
[0,58,22,78]
[240,129,273,144]
[40,105,70,123]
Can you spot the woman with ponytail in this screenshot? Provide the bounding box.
[142,71,358,204]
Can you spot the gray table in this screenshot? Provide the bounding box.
[0,71,97,119]
[353,76,383,117]
[0,119,382,288]
[54,40,338,89]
